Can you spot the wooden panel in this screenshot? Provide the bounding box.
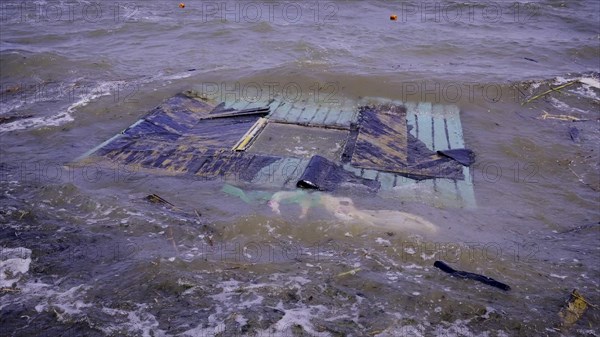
[351,105,408,171]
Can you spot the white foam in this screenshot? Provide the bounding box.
[162,72,193,81]
[0,81,119,132]
[376,237,391,246]
[0,247,32,287]
[101,304,167,337]
[549,97,588,114]
[551,75,600,102]
[578,77,600,89]
[550,273,567,279]
[34,284,93,319]
[266,301,332,337]
[375,316,507,337]
[572,83,600,101]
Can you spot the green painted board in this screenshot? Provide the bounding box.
[269,101,292,120]
[352,97,475,208]
[444,104,465,149]
[415,102,434,150]
[343,163,362,177]
[323,107,343,125]
[298,105,319,124]
[333,98,358,127]
[361,169,378,180]
[280,103,301,122]
[459,166,476,208]
[310,106,331,125]
[432,104,448,151]
[377,172,396,191]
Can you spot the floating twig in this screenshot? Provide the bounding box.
[522,80,578,106]
[538,110,586,122]
[336,268,361,277]
[145,194,180,210]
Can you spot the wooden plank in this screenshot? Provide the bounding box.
[415,102,433,150]
[444,105,464,149]
[377,172,396,191]
[280,104,302,123]
[432,104,449,151]
[226,99,252,111]
[333,98,356,127]
[334,109,355,128]
[323,106,342,125]
[342,163,362,176]
[434,178,458,200]
[457,166,476,208]
[310,106,331,125]
[269,101,293,121]
[297,104,319,124]
[361,169,378,180]
[394,174,416,187]
[232,118,268,151]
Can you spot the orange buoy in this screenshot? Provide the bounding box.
[390,14,398,21]
[179,3,185,8]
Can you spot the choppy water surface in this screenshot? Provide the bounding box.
[1,1,599,336]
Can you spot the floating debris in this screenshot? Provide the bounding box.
[539,110,586,122]
[79,93,477,208]
[336,268,361,278]
[568,126,581,143]
[436,149,475,166]
[522,81,578,105]
[297,155,379,192]
[558,289,592,329]
[433,261,511,291]
[145,194,177,208]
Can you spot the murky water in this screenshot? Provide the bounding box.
[1,1,599,336]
